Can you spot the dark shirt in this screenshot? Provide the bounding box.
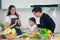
[37,13,55,33]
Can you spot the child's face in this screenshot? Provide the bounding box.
[29,20,35,26]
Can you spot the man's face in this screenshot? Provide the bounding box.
[33,12,41,18]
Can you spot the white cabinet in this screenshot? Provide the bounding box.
[46,0,58,4]
[2,0,59,9]
[0,0,1,9]
[58,0,60,4]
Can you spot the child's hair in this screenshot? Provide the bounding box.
[29,17,36,23]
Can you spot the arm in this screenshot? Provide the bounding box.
[4,22,16,29]
[18,16,21,27]
[17,20,21,26]
[20,27,29,30]
[5,16,17,29]
[5,20,18,29]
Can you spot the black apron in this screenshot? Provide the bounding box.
[9,16,22,35]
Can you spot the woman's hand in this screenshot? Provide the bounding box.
[17,20,21,26]
[15,20,18,25]
[17,20,21,24]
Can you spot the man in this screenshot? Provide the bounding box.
[32,7,55,33]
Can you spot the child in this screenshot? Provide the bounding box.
[28,17,38,32]
[21,17,38,34]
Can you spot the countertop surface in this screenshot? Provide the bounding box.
[0,31,60,40]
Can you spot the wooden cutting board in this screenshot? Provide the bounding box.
[53,36,60,40]
[0,35,6,39]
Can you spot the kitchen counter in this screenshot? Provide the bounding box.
[0,35,60,40]
[0,37,60,40]
[0,31,60,40]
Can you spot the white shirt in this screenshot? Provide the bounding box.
[28,24,37,32]
[35,17,40,24]
[5,15,20,25]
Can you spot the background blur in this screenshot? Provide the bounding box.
[0,0,60,33]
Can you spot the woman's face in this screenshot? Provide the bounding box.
[10,7,16,15]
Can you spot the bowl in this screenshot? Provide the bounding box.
[4,34,16,40]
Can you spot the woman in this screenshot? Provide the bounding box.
[5,5,22,35]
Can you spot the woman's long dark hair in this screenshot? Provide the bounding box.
[7,5,19,18]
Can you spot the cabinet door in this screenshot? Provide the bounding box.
[0,0,1,9]
[46,0,58,4]
[1,0,59,9]
[2,0,47,9]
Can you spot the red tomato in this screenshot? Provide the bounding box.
[9,32,12,34]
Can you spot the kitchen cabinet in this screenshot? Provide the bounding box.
[0,0,1,9]
[1,0,59,9]
[58,0,60,4]
[46,0,58,4]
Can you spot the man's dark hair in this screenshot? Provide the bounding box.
[29,17,36,23]
[32,7,42,13]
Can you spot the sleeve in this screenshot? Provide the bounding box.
[45,14,55,33]
[5,16,11,25]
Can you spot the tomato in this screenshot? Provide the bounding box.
[9,32,12,34]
